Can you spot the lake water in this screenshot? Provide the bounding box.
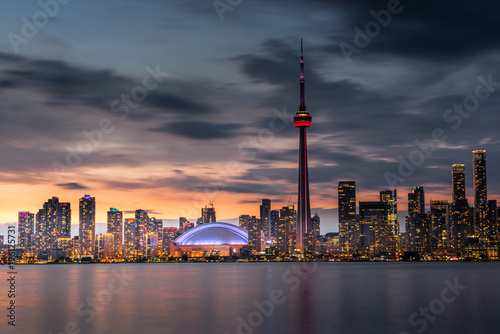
[1,262,499,334]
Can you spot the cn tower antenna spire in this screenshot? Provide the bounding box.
[300,39,306,111]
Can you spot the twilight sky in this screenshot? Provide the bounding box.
[1,0,500,235]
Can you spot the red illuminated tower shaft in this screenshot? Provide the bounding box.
[294,40,312,254]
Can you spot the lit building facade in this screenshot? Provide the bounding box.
[248,216,262,253]
[260,199,271,240]
[408,186,425,216]
[135,209,149,256]
[430,200,448,254]
[239,215,250,230]
[338,181,357,254]
[200,205,216,225]
[311,213,320,238]
[380,189,398,254]
[359,202,389,256]
[473,150,487,208]
[452,164,466,202]
[162,227,178,255]
[59,202,71,239]
[123,218,136,258]
[406,213,431,254]
[18,211,34,251]
[107,208,123,257]
[79,195,96,256]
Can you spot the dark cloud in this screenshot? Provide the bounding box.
[0,52,215,117]
[57,182,87,190]
[150,121,244,140]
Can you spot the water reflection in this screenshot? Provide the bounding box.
[6,263,500,334]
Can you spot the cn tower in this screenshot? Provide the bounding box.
[294,39,312,254]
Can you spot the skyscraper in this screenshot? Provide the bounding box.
[102,233,114,259]
[429,200,448,253]
[35,208,46,253]
[162,227,178,255]
[123,218,135,257]
[270,209,280,239]
[135,209,149,256]
[239,215,250,230]
[149,217,162,234]
[107,208,123,257]
[260,199,271,240]
[380,189,398,236]
[311,213,320,238]
[200,205,216,225]
[338,181,357,254]
[408,186,425,223]
[79,195,95,256]
[452,164,466,202]
[294,40,312,255]
[248,216,262,254]
[359,202,389,256]
[18,212,34,251]
[179,217,188,229]
[448,164,471,254]
[406,213,431,254]
[277,206,296,256]
[380,189,398,254]
[473,150,487,208]
[59,202,71,239]
[486,200,498,242]
[45,196,61,249]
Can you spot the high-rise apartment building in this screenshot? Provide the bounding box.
[311,213,320,237]
[270,209,280,239]
[18,212,34,250]
[473,150,487,207]
[260,199,271,240]
[338,181,357,254]
[179,217,188,229]
[123,218,135,257]
[107,208,123,257]
[248,216,262,254]
[452,164,466,202]
[448,164,472,254]
[239,215,250,230]
[406,213,431,254]
[408,187,425,217]
[429,200,448,253]
[79,195,96,256]
[59,202,71,239]
[135,209,149,256]
[200,205,216,225]
[380,189,398,242]
[359,202,389,256]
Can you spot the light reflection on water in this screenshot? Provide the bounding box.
[2,262,500,334]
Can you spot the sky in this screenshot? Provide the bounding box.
[1,0,500,236]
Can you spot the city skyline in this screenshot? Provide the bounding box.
[2,1,500,236]
[5,148,498,239]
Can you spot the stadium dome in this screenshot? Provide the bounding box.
[174,222,248,246]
